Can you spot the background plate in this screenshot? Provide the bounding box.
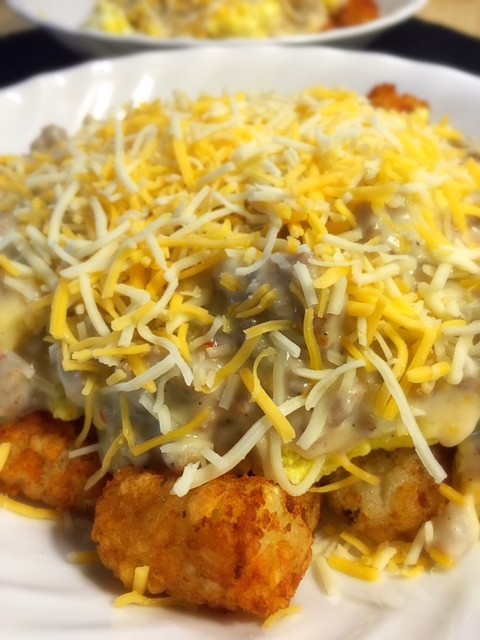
[1,46,480,640]
[5,0,427,55]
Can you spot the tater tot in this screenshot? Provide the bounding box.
[325,447,450,543]
[368,83,429,112]
[0,411,103,512]
[92,468,321,617]
[333,0,380,27]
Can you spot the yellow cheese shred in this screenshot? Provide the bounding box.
[327,556,381,582]
[130,407,211,456]
[439,482,469,507]
[427,547,455,569]
[132,565,150,594]
[262,605,303,629]
[114,592,186,608]
[0,442,12,472]
[240,367,296,443]
[303,307,322,370]
[333,453,380,486]
[214,336,259,384]
[309,475,359,493]
[0,495,59,520]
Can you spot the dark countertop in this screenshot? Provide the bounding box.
[0,18,479,90]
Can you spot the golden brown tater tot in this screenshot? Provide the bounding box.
[92,468,321,617]
[333,0,380,27]
[325,447,450,543]
[0,411,103,512]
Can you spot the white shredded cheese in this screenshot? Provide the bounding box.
[3,84,479,510]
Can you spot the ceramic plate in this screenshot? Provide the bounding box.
[1,45,479,640]
[6,0,427,55]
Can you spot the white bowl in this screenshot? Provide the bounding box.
[6,0,427,56]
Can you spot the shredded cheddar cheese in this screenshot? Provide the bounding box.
[439,482,469,507]
[0,495,59,520]
[427,547,455,569]
[132,564,150,594]
[0,442,12,472]
[114,592,186,608]
[113,564,192,610]
[327,555,381,582]
[1,84,480,507]
[314,478,479,590]
[262,604,303,629]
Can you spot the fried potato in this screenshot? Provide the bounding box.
[368,83,429,112]
[333,0,379,27]
[0,411,103,512]
[92,468,321,617]
[325,447,450,543]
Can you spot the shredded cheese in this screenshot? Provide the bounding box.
[327,556,381,582]
[239,367,296,443]
[2,84,480,512]
[114,592,185,608]
[262,605,303,629]
[0,495,59,520]
[365,348,447,483]
[0,442,12,472]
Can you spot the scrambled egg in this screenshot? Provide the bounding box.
[206,0,283,38]
[85,0,350,39]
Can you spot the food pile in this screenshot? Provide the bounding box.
[84,0,379,39]
[0,83,479,619]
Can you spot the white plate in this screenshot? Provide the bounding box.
[1,46,480,639]
[6,0,427,56]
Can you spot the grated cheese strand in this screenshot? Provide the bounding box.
[262,605,303,629]
[131,407,211,457]
[365,348,447,483]
[0,442,12,472]
[114,592,185,608]
[0,495,59,520]
[239,367,296,443]
[327,555,380,582]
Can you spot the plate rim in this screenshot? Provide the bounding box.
[1,41,480,640]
